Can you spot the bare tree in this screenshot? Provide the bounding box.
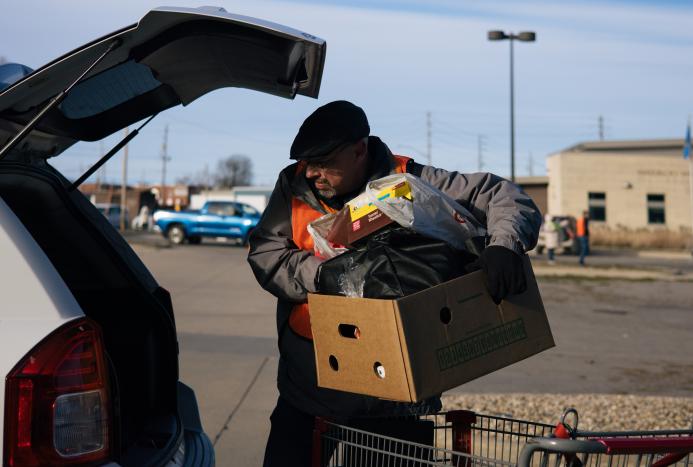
[215,154,253,188]
[176,164,209,188]
[175,174,196,186]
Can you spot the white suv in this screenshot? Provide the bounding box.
[0,6,325,466]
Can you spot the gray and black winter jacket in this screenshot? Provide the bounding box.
[247,136,541,420]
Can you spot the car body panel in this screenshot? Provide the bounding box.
[1,6,325,465]
[154,201,259,241]
[0,197,84,322]
[0,196,85,458]
[1,168,214,465]
[0,5,326,160]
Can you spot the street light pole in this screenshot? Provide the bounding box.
[488,30,536,183]
[510,36,515,183]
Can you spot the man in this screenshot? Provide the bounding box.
[576,210,590,266]
[247,100,542,466]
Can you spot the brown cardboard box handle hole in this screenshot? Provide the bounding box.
[338,324,361,339]
[374,362,386,379]
[329,355,339,371]
[440,307,452,325]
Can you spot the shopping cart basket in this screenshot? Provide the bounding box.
[312,409,693,467]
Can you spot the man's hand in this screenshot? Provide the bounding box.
[479,245,527,304]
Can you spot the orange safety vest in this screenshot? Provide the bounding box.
[288,155,411,340]
[576,216,587,237]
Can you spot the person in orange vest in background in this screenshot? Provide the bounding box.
[576,210,590,266]
[247,100,542,467]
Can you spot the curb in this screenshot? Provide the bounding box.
[533,264,693,281]
[635,250,693,261]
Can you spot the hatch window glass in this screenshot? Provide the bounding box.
[60,60,161,119]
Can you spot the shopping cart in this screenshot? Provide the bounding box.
[312,408,693,467]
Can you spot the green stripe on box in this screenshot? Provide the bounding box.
[436,319,527,371]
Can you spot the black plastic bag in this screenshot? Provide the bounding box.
[317,227,482,299]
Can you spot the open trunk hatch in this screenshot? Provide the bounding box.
[0,6,325,160]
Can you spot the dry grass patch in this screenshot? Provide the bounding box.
[591,227,693,250]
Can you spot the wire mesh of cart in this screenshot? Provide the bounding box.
[520,408,693,467]
[312,409,693,467]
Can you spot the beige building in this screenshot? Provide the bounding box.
[516,176,549,217]
[547,139,692,231]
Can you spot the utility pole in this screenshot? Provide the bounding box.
[477,134,486,172]
[101,141,108,187]
[96,141,104,190]
[204,163,210,201]
[160,124,171,207]
[528,151,534,176]
[687,115,693,255]
[426,111,432,165]
[119,127,129,232]
[598,115,605,141]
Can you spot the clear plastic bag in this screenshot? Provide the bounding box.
[306,211,348,259]
[365,173,486,251]
[308,173,487,258]
[335,255,364,298]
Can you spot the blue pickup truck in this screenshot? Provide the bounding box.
[153,201,261,245]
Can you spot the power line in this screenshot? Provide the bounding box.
[96,141,104,188]
[599,115,605,140]
[478,134,487,172]
[160,124,171,205]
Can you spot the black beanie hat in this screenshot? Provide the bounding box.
[290,100,370,160]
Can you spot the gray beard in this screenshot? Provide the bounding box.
[317,187,337,199]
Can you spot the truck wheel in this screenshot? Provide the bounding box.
[167,224,186,245]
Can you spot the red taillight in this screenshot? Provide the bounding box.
[16,381,33,449]
[4,318,112,466]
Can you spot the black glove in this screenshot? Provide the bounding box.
[479,245,527,304]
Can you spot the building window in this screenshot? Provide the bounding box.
[588,192,606,221]
[647,194,665,225]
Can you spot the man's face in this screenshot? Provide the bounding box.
[304,139,368,199]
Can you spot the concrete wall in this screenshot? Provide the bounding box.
[548,152,691,230]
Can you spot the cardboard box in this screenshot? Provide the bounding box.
[308,258,554,402]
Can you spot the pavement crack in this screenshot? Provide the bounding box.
[213,356,270,446]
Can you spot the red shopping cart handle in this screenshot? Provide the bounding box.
[597,436,693,455]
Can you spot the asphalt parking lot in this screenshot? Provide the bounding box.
[129,239,693,466]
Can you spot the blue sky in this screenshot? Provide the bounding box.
[2,0,692,186]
